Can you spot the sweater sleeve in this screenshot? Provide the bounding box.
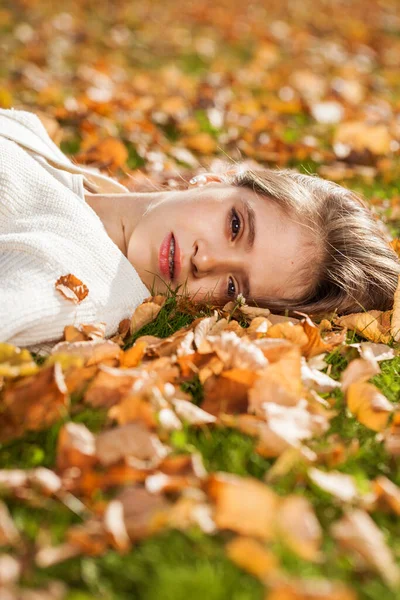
[0,131,149,348]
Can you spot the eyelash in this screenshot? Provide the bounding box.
[227,208,241,298]
[230,208,241,240]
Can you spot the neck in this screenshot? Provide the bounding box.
[84,191,167,256]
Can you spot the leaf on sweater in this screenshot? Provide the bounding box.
[55,274,89,304]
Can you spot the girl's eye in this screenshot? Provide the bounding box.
[227,277,236,298]
[230,208,241,240]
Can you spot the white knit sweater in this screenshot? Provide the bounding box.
[0,109,150,351]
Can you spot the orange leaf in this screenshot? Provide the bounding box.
[55,274,89,304]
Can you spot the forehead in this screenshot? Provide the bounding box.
[229,185,316,301]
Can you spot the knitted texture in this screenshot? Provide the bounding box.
[0,110,150,348]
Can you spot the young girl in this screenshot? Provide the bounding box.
[1,108,399,348]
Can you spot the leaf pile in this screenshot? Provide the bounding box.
[1,295,400,599]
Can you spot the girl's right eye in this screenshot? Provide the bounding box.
[227,276,236,298]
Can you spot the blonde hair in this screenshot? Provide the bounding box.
[222,167,400,315]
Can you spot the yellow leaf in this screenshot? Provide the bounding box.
[346,382,394,431]
[336,310,392,344]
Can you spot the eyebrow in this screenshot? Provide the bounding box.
[243,199,256,251]
[241,199,256,300]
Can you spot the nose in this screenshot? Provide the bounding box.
[191,239,240,277]
[191,240,216,276]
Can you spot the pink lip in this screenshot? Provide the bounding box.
[158,232,181,282]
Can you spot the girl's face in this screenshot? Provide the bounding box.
[127,183,313,304]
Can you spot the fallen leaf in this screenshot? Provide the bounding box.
[0,344,38,378]
[103,499,131,552]
[373,475,400,515]
[336,311,392,344]
[201,368,258,415]
[57,422,96,472]
[55,274,89,304]
[0,500,21,546]
[95,422,169,467]
[130,301,162,335]
[248,346,303,412]
[0,554,21,586]
[331,509,400,587]
[1,364,69,441]
[51,340,121,366]
[120,340,148,368]
[275,495,323,561]
[308,468,360,503]
[391,275,400,342]
[340,357,380,392]
[226,536,279,581]
[172,398,216,425]
[116,486,170,540]
[301,315,343,358]
[268,577,357,600]
[346,382,394,431]
[384,411,400,456]
[266,322,308,347]
[207,473,278,539]
[208,331,268,370]
[334,121,391,156]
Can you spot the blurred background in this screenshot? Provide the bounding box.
[1,0,400,219]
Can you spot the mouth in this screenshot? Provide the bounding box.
[159,232,181,282]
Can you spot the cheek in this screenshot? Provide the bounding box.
[185,275,225,302]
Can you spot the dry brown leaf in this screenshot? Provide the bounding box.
[103,499,131,552]
[36,543,81,569]
[267,322,308,347]
[331,509,400,588]
[248,346,303,412]
[120,340,148,368]
[95,422,169,467]
[130,301,162,335]
[172,398,216,425]
[301,359,341,393]
[208,331,268,370]
[246,317,271,336]
[239,305,271,320]
[268,577,357,600]
[373,476,400,515]
[51,339,121,366]
[55,274,89,304]
[308,468,360,504]
[67,519,108,556]
[84,366,137,407]
[56,422,96,472]
[1,364,69,441]
[391,275,400,342]
[116,486,170,540]
[340,357,380,392]
[350,342,395,362]
[301,315,343,358]
[207,473,278,539]
[167,495,215,534]
[108,394,157,428]
[346,382,394,431]
[193,312,219,351]
[275,495,323,562]
[384,411,400,456]
[265,446,317,483]
[334,121,391,155]
[336,311,392,344]
[201,369,258,415]
[80,137,128,169]
[0,500,21,546]
[0,554,21,586]
[226,536,279,581]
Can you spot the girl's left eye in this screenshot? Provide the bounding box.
[230,208,241,240]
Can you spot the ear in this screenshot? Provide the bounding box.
[189,173,224,187]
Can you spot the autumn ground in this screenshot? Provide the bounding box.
[1,0,400,598]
